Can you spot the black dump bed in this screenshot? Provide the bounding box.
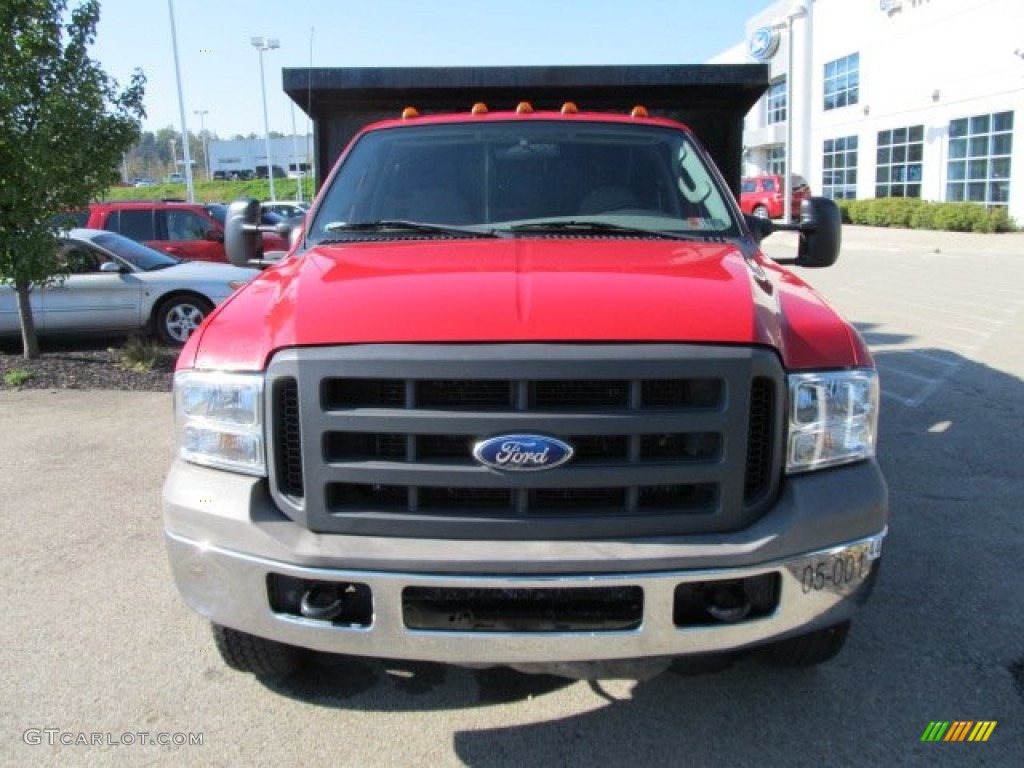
[282,64,769,197]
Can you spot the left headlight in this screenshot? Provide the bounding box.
[786,370,879,473]
[174,371,266,476]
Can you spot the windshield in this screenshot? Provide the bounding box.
[92,232,181,270]
[308,120,741,243]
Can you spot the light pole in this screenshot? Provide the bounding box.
[167,0,195,202]
[194,109,210,181]
[782,3,808,222]
[290,103,302,203]
[251,36,280,202]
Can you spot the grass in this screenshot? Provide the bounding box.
[3,368,34,387]
[113,336,167,373]
[102,178,312,204]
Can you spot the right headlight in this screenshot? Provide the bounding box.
[786,370,879,473]
[174,371,266,476]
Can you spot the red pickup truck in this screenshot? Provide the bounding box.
[163,98,886,680]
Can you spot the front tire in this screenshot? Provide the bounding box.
[155,294,213,346]
[211,624,303,678]
[759,621,851,667]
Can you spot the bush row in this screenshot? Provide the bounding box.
[834,198,1018,233]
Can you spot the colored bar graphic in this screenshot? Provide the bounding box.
[944,721,973,741]
[921,721,996,742]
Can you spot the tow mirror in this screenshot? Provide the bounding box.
[761,197,842,268]
[225,198,262,267]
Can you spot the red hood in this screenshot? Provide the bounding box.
[180,238,870,371]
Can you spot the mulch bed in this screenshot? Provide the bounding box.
[0,336,176,392]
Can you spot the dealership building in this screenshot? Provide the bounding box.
[712,0,1022,222]
[206,134,312,179]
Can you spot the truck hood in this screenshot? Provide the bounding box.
[182,238,870,371]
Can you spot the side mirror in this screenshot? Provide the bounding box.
[225,198,262,267]
[204,228,225,243]
[764,197,842,269]
[794,197,841,268]
[99,261,125,273]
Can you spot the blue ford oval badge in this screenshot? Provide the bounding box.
[472,434,574,472]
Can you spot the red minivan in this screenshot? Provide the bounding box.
[740,174,812,220]
[83,201,289,262]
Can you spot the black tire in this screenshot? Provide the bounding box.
[753,205,770,220]
[154,294,213,346]
[211,623,302,678]
[759,621,851,667]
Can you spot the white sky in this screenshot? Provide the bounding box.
[91,0,772,138]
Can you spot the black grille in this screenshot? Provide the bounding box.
[267,345,783,540]
[273,378,304,497]
[744,378,775,502]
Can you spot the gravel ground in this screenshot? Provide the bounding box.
[0,335,176,392]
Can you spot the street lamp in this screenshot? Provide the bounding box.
[251,36,280,202]
[194,109,210,181]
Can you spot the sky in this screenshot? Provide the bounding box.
[89,0,774,139]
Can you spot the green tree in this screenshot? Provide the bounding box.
[0,0,145,358]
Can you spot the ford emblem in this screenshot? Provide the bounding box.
[472,434,574,472]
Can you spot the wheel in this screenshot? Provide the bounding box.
[759,621,851,667]
[211,623,303,678]
[155,294,213,345]
[753,205,770,220]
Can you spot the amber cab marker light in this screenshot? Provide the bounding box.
[401,107,420,119]
[471,102,489,114]
[561,102,579,114]
[515,101,534,114]
[630,105,649,118]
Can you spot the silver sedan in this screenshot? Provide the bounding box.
[0,229,259,345]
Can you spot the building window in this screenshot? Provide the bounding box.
[823,136,858,199]
[824,53,859,111]
[876,126,924,198]
[766,77,787,125]
[767,145,786,176]
[947,111,1013,207]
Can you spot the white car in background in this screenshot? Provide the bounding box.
[0,229,259,345]
[260,200,310,221]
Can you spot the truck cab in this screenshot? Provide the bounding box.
[163,80,886,681]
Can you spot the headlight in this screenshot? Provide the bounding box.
[174,371,265,475]
[787,370,879,473]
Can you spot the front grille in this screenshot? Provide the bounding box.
[266,344,784,540]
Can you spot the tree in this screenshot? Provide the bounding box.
[0,0,145,358]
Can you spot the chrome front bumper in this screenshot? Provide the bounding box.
[165,528,885,665]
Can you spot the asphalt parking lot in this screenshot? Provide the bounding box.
[1,226,1022,767]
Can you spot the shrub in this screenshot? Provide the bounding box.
[838,198,1018,233]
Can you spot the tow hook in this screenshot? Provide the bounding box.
[705,583,752,623]
[299,583,346,621]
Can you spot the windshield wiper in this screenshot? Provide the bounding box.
[506,220,701,241]
[323,220,502,239]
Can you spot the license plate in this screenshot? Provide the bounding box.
[799,542,878,595]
